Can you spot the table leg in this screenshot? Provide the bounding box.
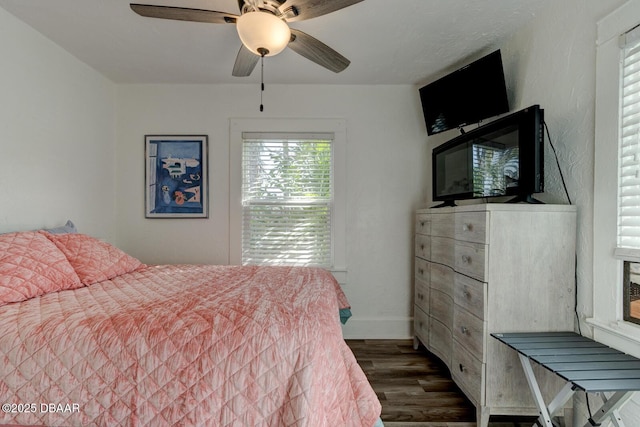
[547,382,576,418]
[599,392,625,427]
[582,391,634,427]
[518,354,554,427]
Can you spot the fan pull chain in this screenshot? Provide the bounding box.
[258,48,268,112]
[260,53,264,112]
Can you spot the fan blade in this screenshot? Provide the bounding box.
[278,0,363,22]
[232,45,260,77]
[288,29,350,73]
[130,4,239,24]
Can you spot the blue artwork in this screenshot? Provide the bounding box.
[145,136,208,218]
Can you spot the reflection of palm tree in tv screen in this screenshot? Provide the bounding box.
[471,125,520,197]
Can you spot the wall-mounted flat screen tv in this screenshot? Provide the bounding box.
[419,50,510,135]
[432,105,544,206]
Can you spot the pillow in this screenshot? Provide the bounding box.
[43,233,145,285]
[0,220,77,236]
[0,231,83,306]
[42,220,78,234]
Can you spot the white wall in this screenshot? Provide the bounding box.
[0,7,117,239]
[115,83,428,338]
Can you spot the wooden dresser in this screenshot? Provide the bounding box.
[413,204,577,427]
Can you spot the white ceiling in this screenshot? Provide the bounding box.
[0,0,554,85]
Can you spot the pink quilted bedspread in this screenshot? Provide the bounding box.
[0,265,380,426]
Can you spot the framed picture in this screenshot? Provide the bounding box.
[145,135,208,218]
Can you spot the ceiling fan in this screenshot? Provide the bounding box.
[130,0,364,77]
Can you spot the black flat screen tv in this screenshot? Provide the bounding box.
[432,105,544,206]
[419,50,509,135]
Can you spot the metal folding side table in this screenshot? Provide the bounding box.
[492,331,640,427]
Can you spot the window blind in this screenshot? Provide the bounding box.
[618,28,640,255]
[241,133,333,267]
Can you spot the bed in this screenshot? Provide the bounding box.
[0,227,381,426]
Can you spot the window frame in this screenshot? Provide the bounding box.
[229,118,347,283]
[592,0,640,354]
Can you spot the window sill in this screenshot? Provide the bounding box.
[586,317,640,357]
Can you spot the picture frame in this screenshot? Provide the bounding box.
[145,135,208,218]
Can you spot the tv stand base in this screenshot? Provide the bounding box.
[431,201,457,208]
[506,194,544,204]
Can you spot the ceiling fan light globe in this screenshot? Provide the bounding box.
[236,11,291,57]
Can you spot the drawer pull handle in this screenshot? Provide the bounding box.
[460,326,469,335]
[459,363,465,373]
[418,268,424,275]
[462,223,473,232]
[420,244,425,251]
[462,255,471,264]
[463,289,471,298]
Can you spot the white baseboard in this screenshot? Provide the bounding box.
[341,316,413,339]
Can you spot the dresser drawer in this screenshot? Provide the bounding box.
[454,241,488,282]
[429,318,452,367]
[430,262,454,296]
[415,234,431,260]
[453,306,485,360]
[415,257,430,284]
[430,288,453,327]
[452,341,484,405]
[431,212,454,238]
[431,236,454,266]
[414,305,429,346]
[416,213,431,235]
[455,211,489,244]
[415,277,429,312]
[454,273,485,320]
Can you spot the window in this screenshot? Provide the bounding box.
[241,133,333,267]
[229,119,347,281]
[624,261,640,324]
[618,27,640,250]
[617,26,640,324]
[593,0,640,351]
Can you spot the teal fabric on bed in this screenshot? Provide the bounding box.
[340,308,352,324]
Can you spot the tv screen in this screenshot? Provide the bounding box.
[432,105,544,205]
[419,50,509,135]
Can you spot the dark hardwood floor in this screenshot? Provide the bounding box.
[345,339,538,427]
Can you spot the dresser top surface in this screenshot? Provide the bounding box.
[417,203,576,214]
